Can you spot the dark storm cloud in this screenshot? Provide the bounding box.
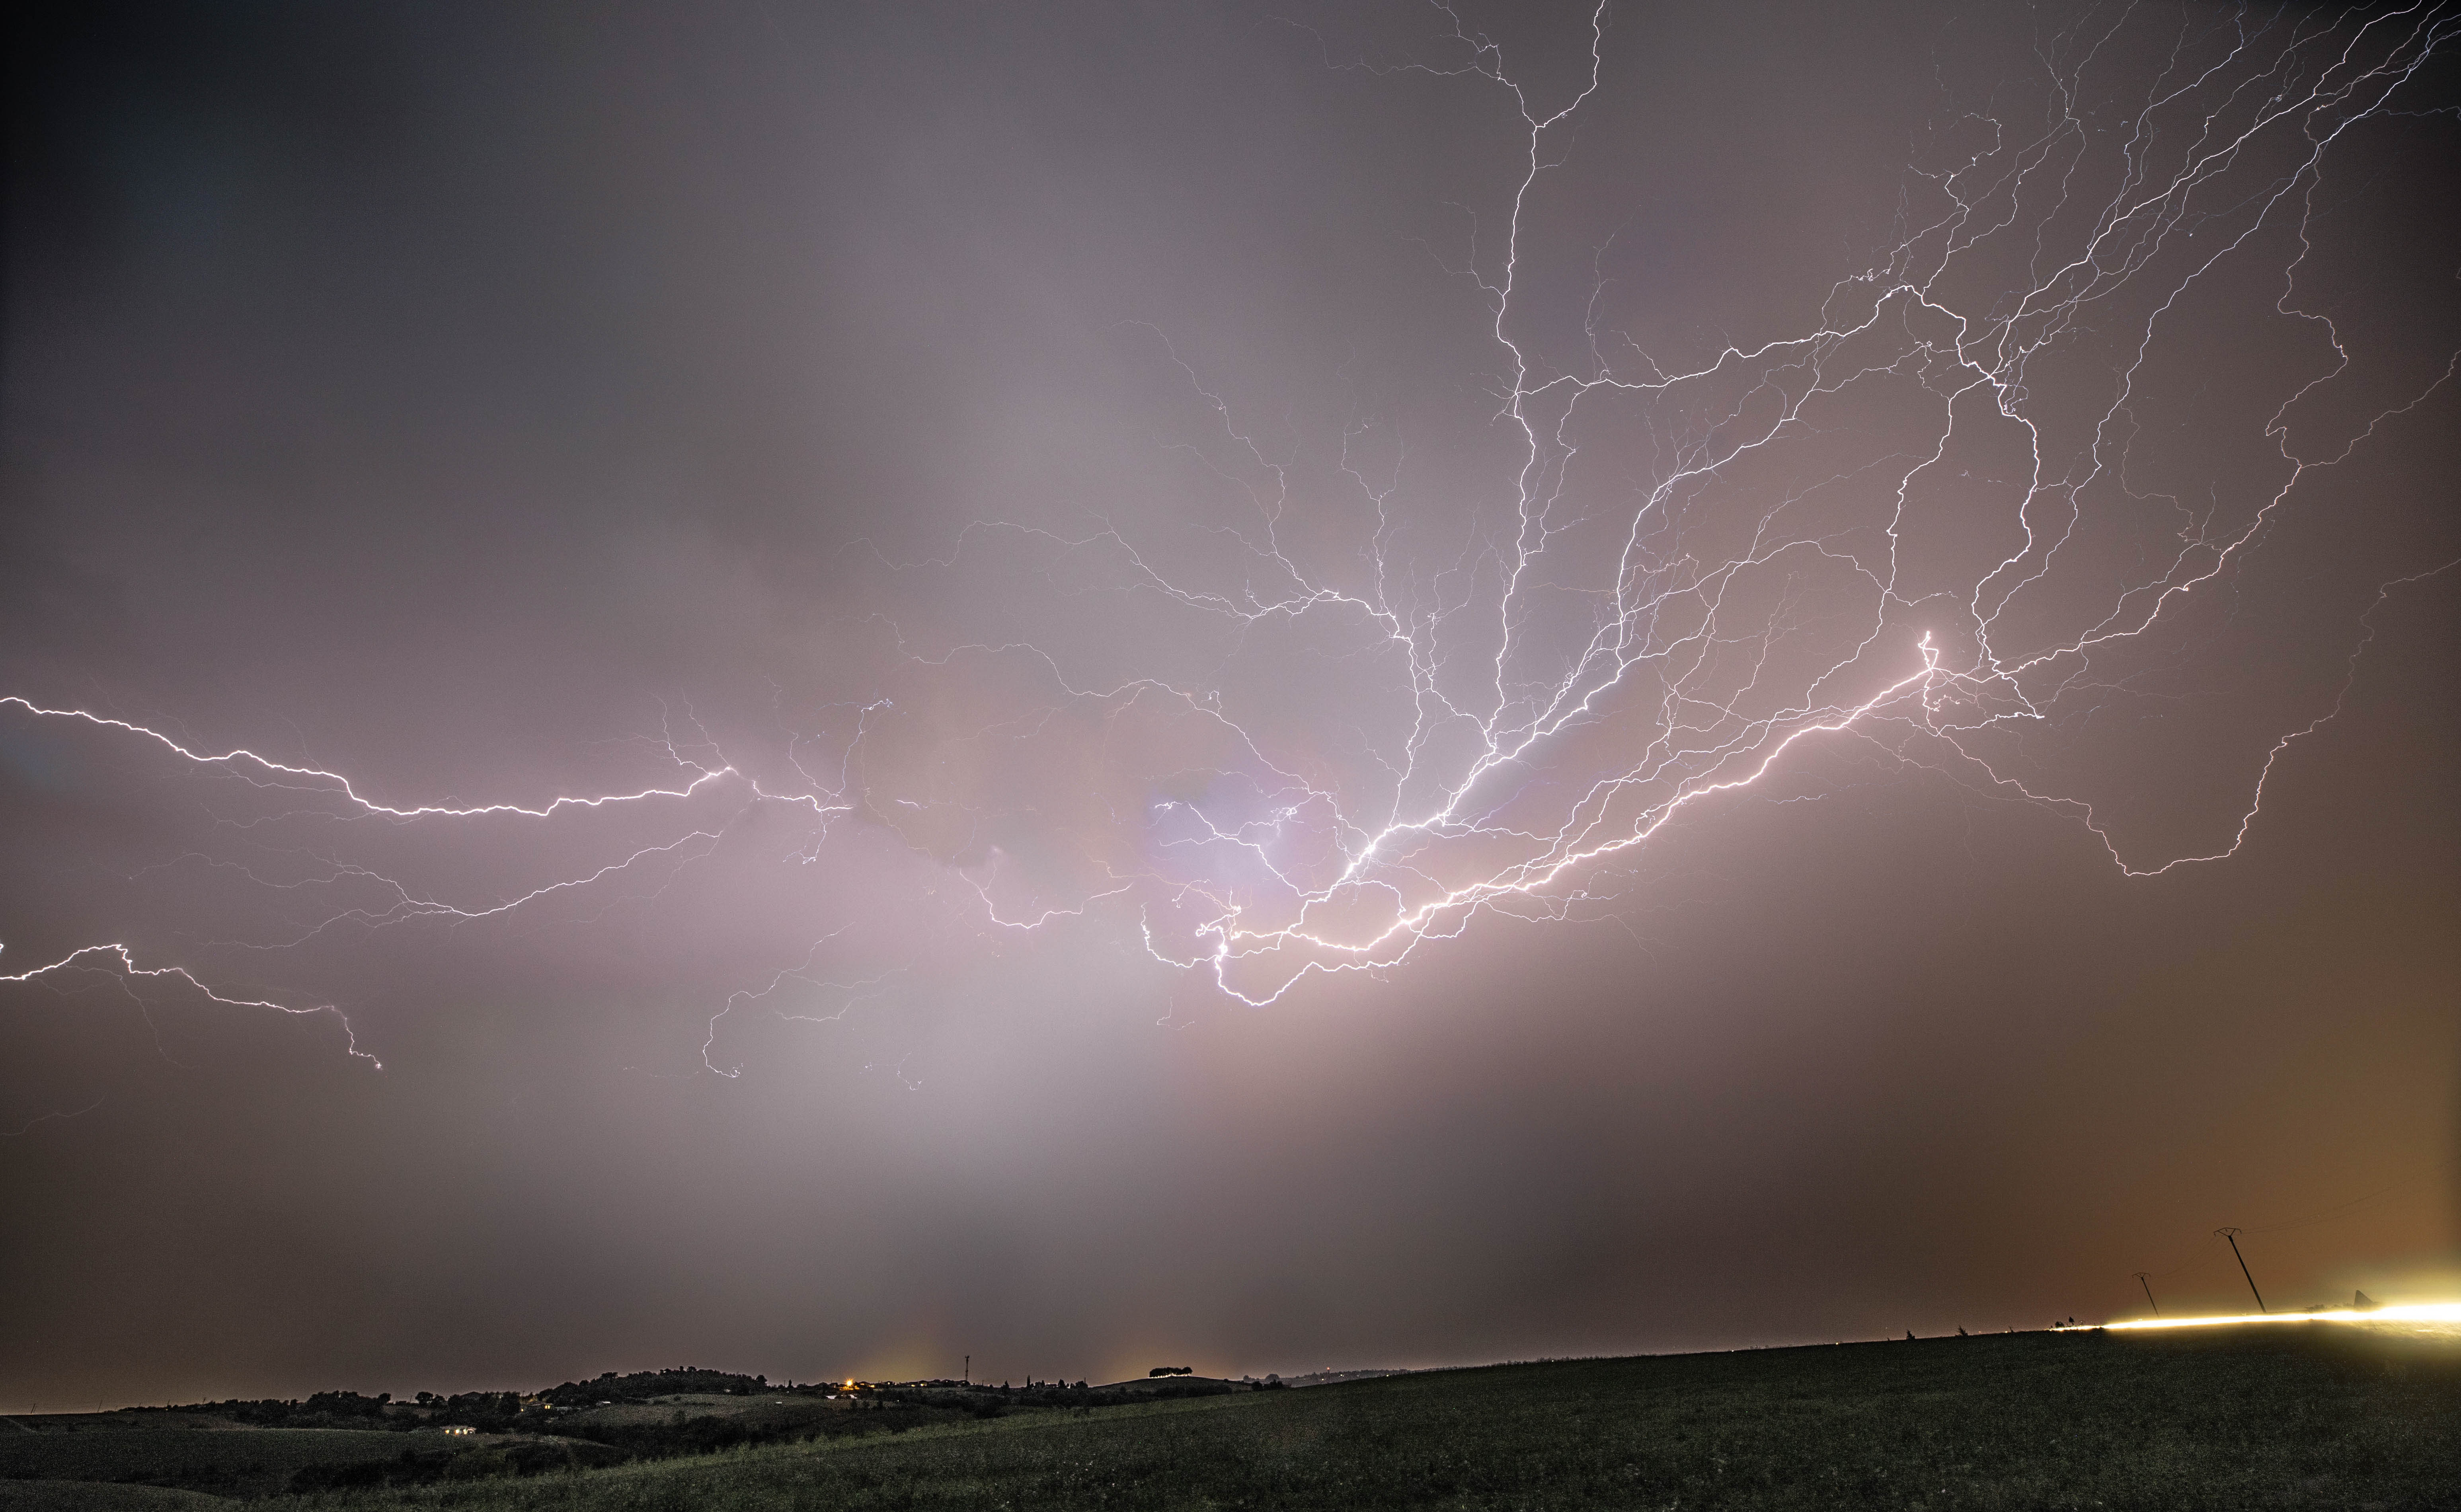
[3,1,2456,1404]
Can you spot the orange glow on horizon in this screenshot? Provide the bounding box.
[2082,1302,2461,1332]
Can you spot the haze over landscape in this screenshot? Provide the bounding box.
[4,0,2456,1412]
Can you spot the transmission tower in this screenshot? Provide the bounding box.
[2215,1228,2266,1313]
[2133,1272,2159,1317]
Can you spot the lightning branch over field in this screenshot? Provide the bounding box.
[2,2,2456,1088]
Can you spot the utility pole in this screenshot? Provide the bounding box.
[2133,1272,2159,1317]
[2215,1228,2265,1313]
[963,1356,970,1385]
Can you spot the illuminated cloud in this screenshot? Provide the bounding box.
[1,0,2453,1397]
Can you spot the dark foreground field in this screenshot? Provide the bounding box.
[9,1326,2458,1511]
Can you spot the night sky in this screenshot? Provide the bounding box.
[4,0,2456,1407]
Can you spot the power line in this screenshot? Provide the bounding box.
[2120,1153,2457,1295]
[2242,1157,2458,1235]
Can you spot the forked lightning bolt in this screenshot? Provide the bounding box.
[4,2,2455,1086]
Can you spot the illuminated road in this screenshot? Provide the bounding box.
[2084,1303,2461,1333]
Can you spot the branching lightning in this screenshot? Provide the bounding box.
[3,1,2456,1091]
[0,942,376,1067]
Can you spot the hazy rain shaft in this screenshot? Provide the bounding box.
[3,1,2457,1403]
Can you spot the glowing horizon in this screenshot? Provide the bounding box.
[2085,1303,2461,1332]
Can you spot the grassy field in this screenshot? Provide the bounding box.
[0,1429,427,1499]
[0,1483,233,1512]
[8,1326,2455,1510]
[0,1425,620,1504]
[252,1326,2460,1512]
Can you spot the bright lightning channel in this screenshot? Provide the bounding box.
[3,2,2458,1074]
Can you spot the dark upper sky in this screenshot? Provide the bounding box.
[4,0,2456,1404]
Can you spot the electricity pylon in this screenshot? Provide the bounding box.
[2215,1228,2266,1313]
[2133,1272,2159,1317]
